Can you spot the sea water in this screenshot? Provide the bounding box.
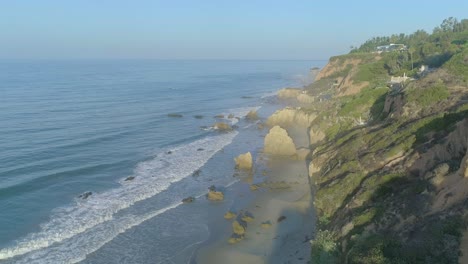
[0,60,324,263]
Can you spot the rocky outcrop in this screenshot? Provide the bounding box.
[309,127,326,145]
[410,119,468,177]
[264,126,297,156]
[278,88,302,99]
[213,122,232,132]
[234,152,253,170]
[207,186,224,201]
[246,110,259,120]
[266,108,316,128]
[462,151,468,178]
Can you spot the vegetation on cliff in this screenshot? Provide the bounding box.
[307,18,468,263]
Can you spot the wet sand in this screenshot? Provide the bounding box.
[194,127,314,264]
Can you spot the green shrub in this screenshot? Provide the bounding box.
[311,230,339,264]
[405,83,450,108]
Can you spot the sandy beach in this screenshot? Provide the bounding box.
[194,120,314,263]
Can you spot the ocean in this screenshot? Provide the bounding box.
[0,60,324,263]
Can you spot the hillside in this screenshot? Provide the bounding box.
[303,18,468,263]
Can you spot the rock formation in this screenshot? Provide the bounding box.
[234,152,253,170]
[213,122,232,132]
[264,126,297,156]
[266,108,316,127]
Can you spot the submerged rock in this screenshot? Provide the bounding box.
[167,113,183,118]
[228,114,235,119]
[214,114,225,119]
[124,176,135,181]
[182,196,195,203]
[234,152,253,170]
[264,126,297,156]
[192,169,201,177]
[193,115,204,119]
[277,215,287,223]
[228,233,245,244]
[78,191,93,200]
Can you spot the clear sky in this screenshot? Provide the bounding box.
[1,0,467,60]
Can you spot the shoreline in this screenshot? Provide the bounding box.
[192,90,315,263]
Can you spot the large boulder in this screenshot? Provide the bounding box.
[264,126,297,156]
[234,152,253,170]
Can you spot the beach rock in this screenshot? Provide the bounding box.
[167,113,183,118]
[182,196,195,203]
[207,190,224,201]
[194,115,204,119]
[249,184,259,191]
[277,215,287,223]
[224,211,236,220]
[78,191,92,200]
[234,152,253,170]
[277,88,302,99]
[232,220,246,235]
[192,169,201,177]
[228,114,234,119]
[261,221,272,229]
[214,114,225,118]
[246,110,259,121]
[228,233,244,244]
[266,108,316,127]
[240,211,255,222]
[296,148,310,161]
[213,122,232,132]
[257,123,265,130]
[264,126,297,156]
[124,176,135,181]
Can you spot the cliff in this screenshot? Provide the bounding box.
[302,33,468,263]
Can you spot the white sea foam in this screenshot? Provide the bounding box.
[0,132,238,262]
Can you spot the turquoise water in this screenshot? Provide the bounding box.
[0,60,323,263]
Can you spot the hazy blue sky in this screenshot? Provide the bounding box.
[1,0,467,59]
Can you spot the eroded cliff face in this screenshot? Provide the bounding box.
[305,52,468,263]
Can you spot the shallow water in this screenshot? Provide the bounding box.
[0,59,324,263]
